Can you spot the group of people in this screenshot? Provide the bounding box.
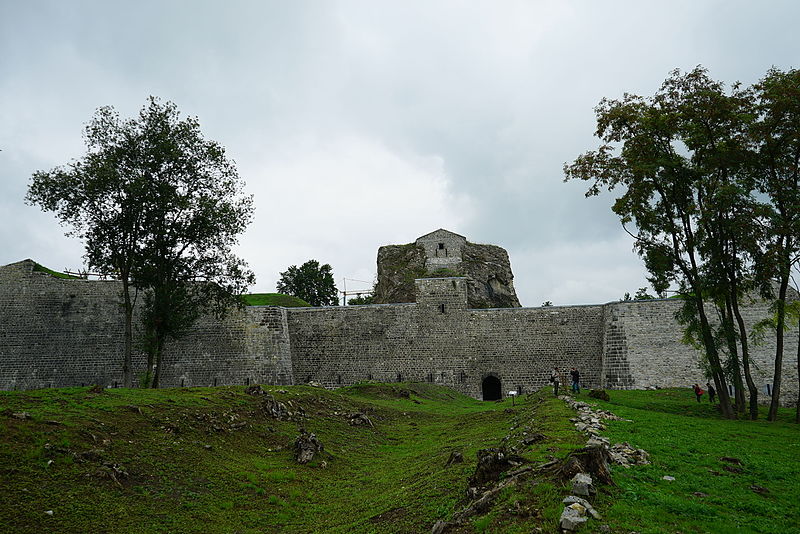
[693,382,717,403]
[546,368,721,403]
[550,367,581,396]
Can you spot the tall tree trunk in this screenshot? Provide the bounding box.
[696,297,735,418]
[722,298,746,414]
[731,290,759,420]
[151,337,165,389]
[768,273,790,421]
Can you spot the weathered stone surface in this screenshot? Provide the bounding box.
[0,259,294,391]
[348,412,374,427]
[559,502,589,531]
[293,429,323,464]
[373,243,428,304]
[563,495,601,519]
[373,230,521,309]
[461,242,520,309]
[571,473,595,497]
[1,236,798,409]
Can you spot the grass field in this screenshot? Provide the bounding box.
[1,384,797,533]
[589,389,800,534]
[241,293,311,307]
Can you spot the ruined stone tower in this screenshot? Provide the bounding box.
[373,229,522,308]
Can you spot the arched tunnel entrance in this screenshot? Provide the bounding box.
[482,375,501,401]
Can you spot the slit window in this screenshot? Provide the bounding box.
[438,243,445,250]
[440,303,446,314]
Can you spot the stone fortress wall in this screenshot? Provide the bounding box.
[0,260,293,390]
[1,237,797,405]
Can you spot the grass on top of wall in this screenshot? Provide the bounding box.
[241,293,311,307]
[32,262,82,279]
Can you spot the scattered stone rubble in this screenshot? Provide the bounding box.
[293,429,324,464]
[556,395,650,531]
[347,412,374,427]
[563,396,649,468]
[246,385,306,422]
[559,495,602,531]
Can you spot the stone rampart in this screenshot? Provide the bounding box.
[0,260,293,389]
[1,260,797,407]
[604,298,797,400]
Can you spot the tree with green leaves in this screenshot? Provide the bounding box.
[347,294,375,305]
[277,260,338,306]
[749,68,800,421]
[564,67,755,419]
[28,106,151,387]
[27,98,254,388]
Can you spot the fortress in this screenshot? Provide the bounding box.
[1,229,797,405]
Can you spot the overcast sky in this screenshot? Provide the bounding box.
[1,1,798,306]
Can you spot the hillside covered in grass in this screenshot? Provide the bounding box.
[242,293,311,307]
[1,385,797,533]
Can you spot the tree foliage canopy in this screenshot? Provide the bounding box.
[277,260,338,306]
[565,66,800,421]
[27,97,255,387]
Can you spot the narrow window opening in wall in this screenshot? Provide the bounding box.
[181,378,185,387]
[438,243,445,250]
[427,372,433,382]
[213,378,218,387]
[246,377,250,386]
[337,374,342,385]
[517,384,523,395]
[441,371,445,381]
[460,371,466,384]
[482,375,501,401]
[440,303,446,314]
[397,372,403,382]
[766,383,772,396]
[368,373,372,381]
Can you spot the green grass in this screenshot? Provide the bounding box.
[586,389,800,534]
[0,383,582,533]
[241,293,311,307]
[2,385,796,533]
[32,262,82,279]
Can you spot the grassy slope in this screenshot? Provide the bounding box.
[242,293,311,307]
[0,383,582,534]
[2,386,797,533]
[589,389,800,534]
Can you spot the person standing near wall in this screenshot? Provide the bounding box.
[706,382,716,403]
[550,367,560,396]
[570,367,581,394]
[693,384,704,403]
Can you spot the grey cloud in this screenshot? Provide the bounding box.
[2,1,799,306]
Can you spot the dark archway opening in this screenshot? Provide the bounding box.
[482,375,501,401]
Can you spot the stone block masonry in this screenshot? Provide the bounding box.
[0,260,293,390]
[0,259,797,406]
